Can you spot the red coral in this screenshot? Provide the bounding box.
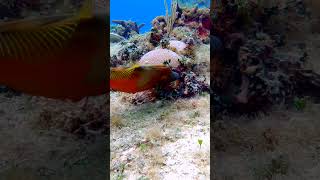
[198,26,209,39]
[201,15,211,30]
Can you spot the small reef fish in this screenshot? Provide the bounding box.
[0,0,108,101]
[110,64,179,93]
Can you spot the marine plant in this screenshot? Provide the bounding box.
[115,163,126,180]
[198,139,203,148]
[252,155,289,179]
[164,0,177,36]
[139,143,148,152]
[293,97,306,111]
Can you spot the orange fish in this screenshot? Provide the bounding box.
[110,64,179,93]
[0,0,108,101]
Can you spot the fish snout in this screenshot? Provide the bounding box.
[170,71,180,81]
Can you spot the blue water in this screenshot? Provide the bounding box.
[110,0,172,33]
[110,0,210,33]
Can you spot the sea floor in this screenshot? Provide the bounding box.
[0,94,107,180]
[110,93,210,179]
[213,101,320,180]
[213,4,320,178]
[110,43,211,179]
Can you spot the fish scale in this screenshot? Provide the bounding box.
[110,64,178,93]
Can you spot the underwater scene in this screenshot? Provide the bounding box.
[2,0,320,179]
[213,0,320,179]
[110,0,210,179]
[0,0,107,179]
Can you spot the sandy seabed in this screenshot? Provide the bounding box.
[110,44,210,179]
[0,94,108,180]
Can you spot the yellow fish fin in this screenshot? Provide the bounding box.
[0,21,77,60]
[110,64,142,80]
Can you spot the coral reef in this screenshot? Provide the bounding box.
[212,0,320,114]
[110,2,211,176]
[128,33,155,52]
[123,43,210,104]
[171,26,197,42]
[110,32,125,43]
[155,68,210,99]
[148,28,164,47]
[111,42,146,67]
[111,20,145,39]
[151,4,210,44]
[110,1,210,104]
[110,34,155,67]
[168,40,187,54]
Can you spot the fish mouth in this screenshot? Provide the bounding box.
[170,71,180,81]
[149,65,180,81]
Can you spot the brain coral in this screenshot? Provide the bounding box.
[139,49,181,68]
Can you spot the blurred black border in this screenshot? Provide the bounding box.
[210,0,215,179]
[106,0,111,178]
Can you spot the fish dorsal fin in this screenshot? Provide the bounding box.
[110,64,141,80]
[0,19,78,60]
[0,0,96,60]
